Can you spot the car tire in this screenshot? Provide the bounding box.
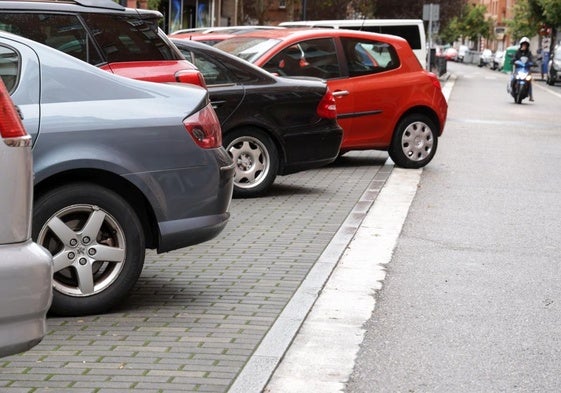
[389,114,438,169]
[33,183,145,316]
[223,128,279,198]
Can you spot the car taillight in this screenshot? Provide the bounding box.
[175,69,207,88]
[184,104,222,149]
[0,80,30,147]
[316,89,337,119]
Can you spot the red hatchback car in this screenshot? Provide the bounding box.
[215,28,448,168]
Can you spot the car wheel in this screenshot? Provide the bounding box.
[389,114,438,169]
[223,128,279,198]
[33,183,145,316]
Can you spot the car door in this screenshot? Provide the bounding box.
[333,36,408,149]
[0,39,41,144]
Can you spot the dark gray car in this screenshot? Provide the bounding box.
[0,31,234,316]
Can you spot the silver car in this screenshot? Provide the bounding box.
[0,31,234,317]
[0,79,52,357]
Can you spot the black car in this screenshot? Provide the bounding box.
[172,38,343,197]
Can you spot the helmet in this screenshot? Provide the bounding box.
[519,37,530,47]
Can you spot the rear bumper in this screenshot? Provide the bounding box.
[157,158,235,253]
[0,240,52,357]
[278,122,343,176]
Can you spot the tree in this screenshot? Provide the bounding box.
[373,0,467,38]
[460,4,493,44]
[440,15,463,45]
[302,0,352,20]
[506,0,541,41]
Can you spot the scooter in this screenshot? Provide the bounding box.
[508,56,533,104]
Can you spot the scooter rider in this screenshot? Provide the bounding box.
[512,37,534,101]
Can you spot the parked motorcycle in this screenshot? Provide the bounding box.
[508,56,533,104]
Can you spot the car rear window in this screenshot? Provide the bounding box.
[0,12,181,65]
[82,13,181,62]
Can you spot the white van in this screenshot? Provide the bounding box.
[279,19,427,68]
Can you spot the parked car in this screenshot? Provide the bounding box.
[0,0,206,87]
[491,50,505,71]
[546,45,561,85]
[0,79,52,357]
[443,47,458,61]
[479,49,493,67]
[0,31,234,316]
[172,38,343,197]
[458,45,469,62]
[215,28,448,168]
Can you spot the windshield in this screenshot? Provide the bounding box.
[555,46,561,60]
[215,37,281,62]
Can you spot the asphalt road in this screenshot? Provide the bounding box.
[345,62,561,392]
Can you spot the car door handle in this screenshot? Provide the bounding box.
[332,90,349,97]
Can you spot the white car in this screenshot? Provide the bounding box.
[458,45,469,62]
[0,79,52,357]
[479,49,493,67]
[492,50,505,71]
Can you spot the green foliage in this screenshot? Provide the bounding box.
[539,0,561,27]
[506,0,540,40]
[437,3,493,45]
[507,0,561,41]
[147,0,161,10]
[440,16,462,44]
[461,4,493,41]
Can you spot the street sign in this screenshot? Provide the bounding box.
[423,4,440,21]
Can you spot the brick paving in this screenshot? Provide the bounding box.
[0,151,389,393]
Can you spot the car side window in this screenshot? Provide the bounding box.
[0,45,20,93]
[341,38,400,77]
[177,48,231,85]
[264,38,340,79]
[0,13,102,65]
